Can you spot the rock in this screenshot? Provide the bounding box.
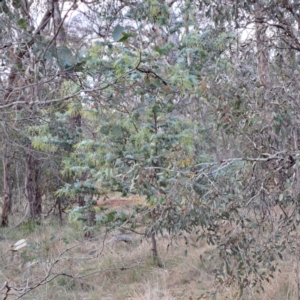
[110,234,133,244]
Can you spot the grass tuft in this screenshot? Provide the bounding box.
[0,215,298,299]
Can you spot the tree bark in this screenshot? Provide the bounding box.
[52,0,67,44]
[3,8,52,104]
[25,153,42,220]
[151,232,163,268]
[254,4,271,88]
[1,143,13,227]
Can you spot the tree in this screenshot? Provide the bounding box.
[3,0,300,296]
[0,0,84,223]
[56,0,233,267]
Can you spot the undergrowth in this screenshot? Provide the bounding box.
[0,215,297,300]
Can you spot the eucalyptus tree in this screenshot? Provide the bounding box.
[2,0,300,296]
[187,0,300,293]
[54,0,235,267]
[0,0,83,223]
[72,0,300,291]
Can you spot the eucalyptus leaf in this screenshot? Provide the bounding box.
[113,24,125,42]
[100,125,110,135]
[17,18,27,30]
[112,125,123,137]
[56,46,74,70]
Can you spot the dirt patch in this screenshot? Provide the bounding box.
[97,198,142,209]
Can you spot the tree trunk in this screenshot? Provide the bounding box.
[150,232,163,268]
[78,195,85,207]
[254,4,270,88]
[56,196,63,225]
[1,143,12,227]
[52,0,67,44]
[71,110,85,207]
[25,153,42,220]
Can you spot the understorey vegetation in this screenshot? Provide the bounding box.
[1,0,300,298]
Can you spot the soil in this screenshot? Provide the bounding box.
[96,198,140,208]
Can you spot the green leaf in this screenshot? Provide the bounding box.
[106,211,117,222]
[154,46,164,55]
[62,237,69,244]
[112,125,123,137]
[56,45,74,69]
[113,25,125,42]
[73,60,86,72]
[100,125,110,135]
[17,18,27,30]
[119,32,131,43]
[50,235,56,242]
[12,0,22,8]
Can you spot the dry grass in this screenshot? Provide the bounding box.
[96,193,145,209]
[0,213,299,300]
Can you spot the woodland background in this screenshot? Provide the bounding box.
[1,0,300,299]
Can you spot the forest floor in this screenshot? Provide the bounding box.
[0,199,298,300]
